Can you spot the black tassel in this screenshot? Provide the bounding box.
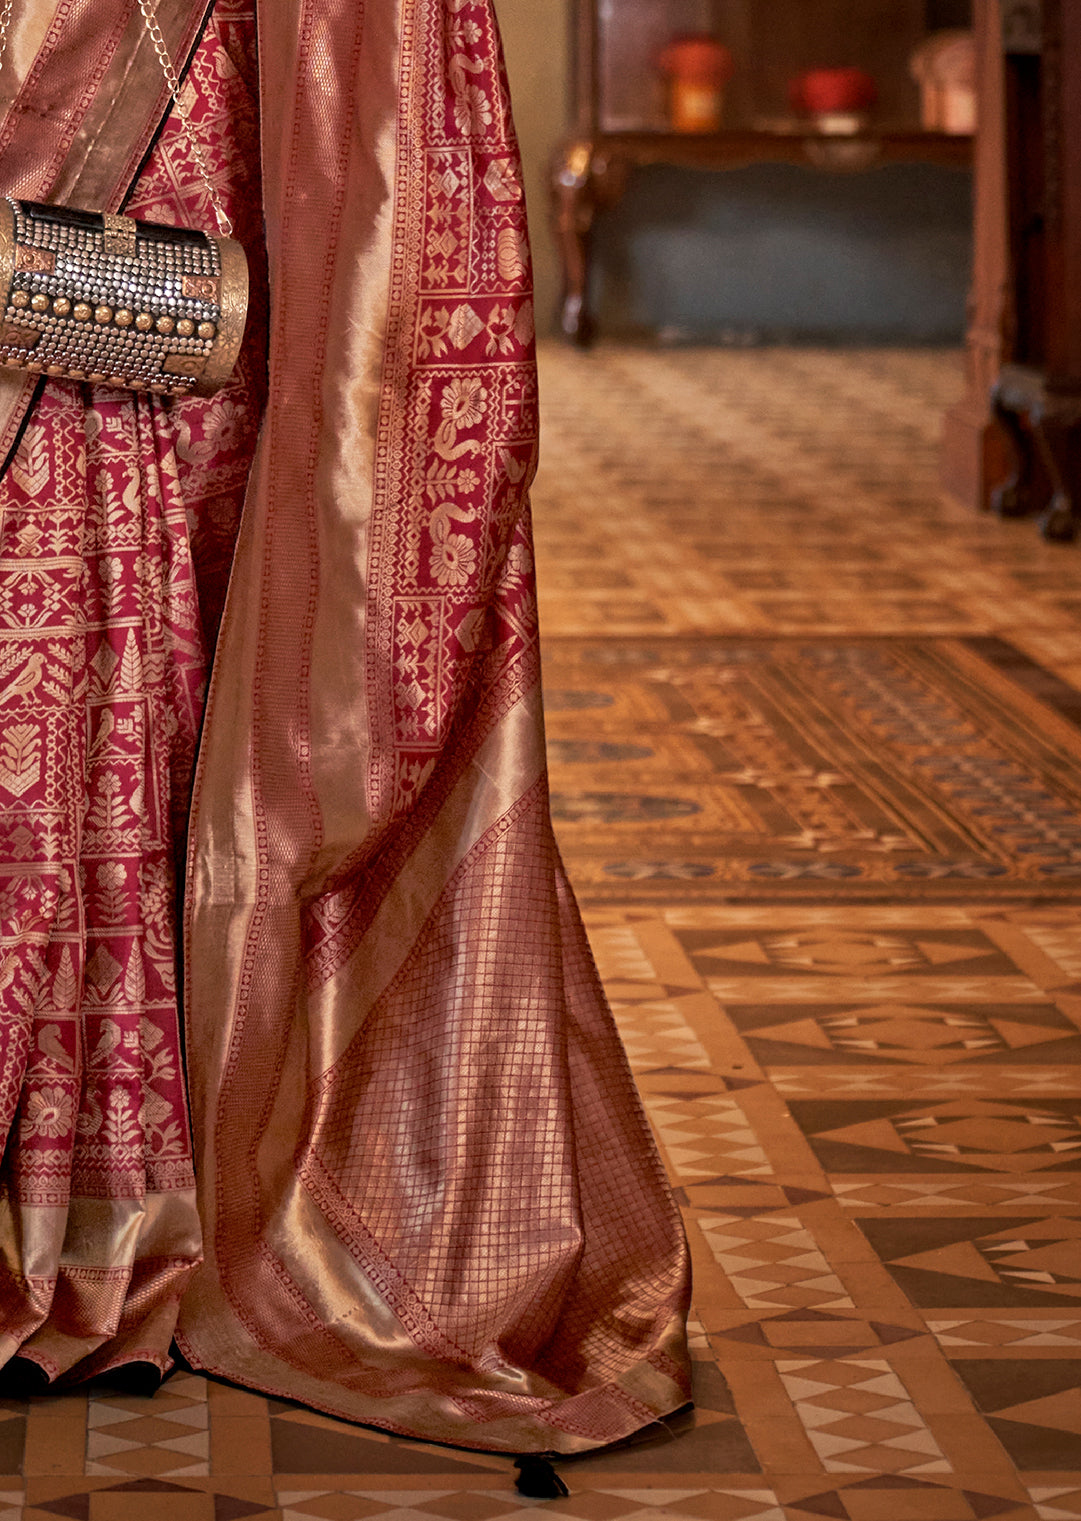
[0,1356,49,1397]
[514,1455,569,1499]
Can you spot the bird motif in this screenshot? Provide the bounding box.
[90,1018,123,1066]
[498,447,528,484]
[37,1024,74,1070]
[88,708,114,758]
[0,651,45,706]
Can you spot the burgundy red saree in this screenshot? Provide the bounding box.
[0,0,691,1455]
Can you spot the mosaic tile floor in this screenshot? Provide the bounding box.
[11,343,1081,1519]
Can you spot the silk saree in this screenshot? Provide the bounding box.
[0,0,692,1455]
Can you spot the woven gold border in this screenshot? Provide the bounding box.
[195,234,248,396]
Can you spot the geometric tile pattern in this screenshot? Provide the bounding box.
[860,1218,1081,1308]
[928,1320,1081,1349]
[610,1001,714,1070]
[729,998,1081,1069]
[85,1374,209,1477]
[951,1361,1081,1471]
[650,1095,772,1177]
[16,341,1081,1517]
[777,1359,950,1474]
[831,1180,1081,1210]
[1028,1485,1081,1518]
[787,1099,1081,1174]
[273,1493,787,1520]
[699,1216,856,1310]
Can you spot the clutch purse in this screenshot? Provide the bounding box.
[0,199,247,396]
[0,1,248,397]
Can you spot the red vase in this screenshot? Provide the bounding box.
[791,67,878,116]
[659,35,734,133]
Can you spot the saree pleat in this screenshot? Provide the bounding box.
[0,380,203,1379]
[0,0,262,1381]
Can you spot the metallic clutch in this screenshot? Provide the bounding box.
[0,198,248,397]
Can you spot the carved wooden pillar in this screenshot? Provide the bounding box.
[941,0,1011,510]
[944,0,1081,533]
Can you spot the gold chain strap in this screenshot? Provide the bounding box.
[134,0,232,237]
[0,1,13,80]
[0,0,233,238]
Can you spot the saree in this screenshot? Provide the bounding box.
[0,0,692,1456]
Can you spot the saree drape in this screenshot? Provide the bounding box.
[0,0,692,1455]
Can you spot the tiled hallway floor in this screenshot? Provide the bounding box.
[10,344,1081,1519]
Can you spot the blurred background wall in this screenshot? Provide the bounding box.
[494,0,572,337]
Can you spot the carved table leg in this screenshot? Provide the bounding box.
[550,143,630,345]
[551,142,598,346]
[1033,410,1081,543]
[987,366,1081,540]
[990,383,1041,519]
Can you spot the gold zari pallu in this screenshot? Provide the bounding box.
[0,197,247,396]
